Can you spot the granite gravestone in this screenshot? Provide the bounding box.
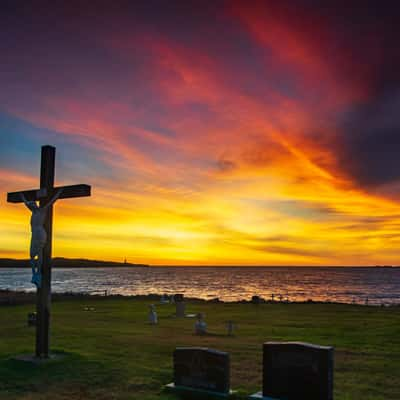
[226,320,235,336]
[174,293,186,317]
[194,313,207,335]
[166,347,232,397]
[28,312,37,327]
[148,304,158,325]
[250,341,334,400]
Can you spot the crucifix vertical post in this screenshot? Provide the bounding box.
[7,145,91,359]
[37,145,55,358]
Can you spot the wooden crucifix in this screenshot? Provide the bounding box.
[7,145,91,359]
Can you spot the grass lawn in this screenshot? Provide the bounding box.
[0,297,399,399]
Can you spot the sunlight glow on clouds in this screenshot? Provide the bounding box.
[1,1,400,265]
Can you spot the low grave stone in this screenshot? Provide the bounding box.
[174,293,186,317]
[27,312,36,327]
[250,341,334,400]
[160,294,169,304]
[194,313,207,335]
[148,304,158,324]
[226,320,235,336]
[166,347,234,398]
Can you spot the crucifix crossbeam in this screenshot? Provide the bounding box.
[6,145,91,359]
[7,184,91,203]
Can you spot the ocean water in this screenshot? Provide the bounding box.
[0,266,399,305]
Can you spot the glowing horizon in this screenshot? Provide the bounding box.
[1,2,400,266]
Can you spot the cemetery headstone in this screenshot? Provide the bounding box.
[160,294,169,304]
[174,293,186,317]
[226,320,235,336]
[195,313,207,335]
[166,347,233,398]
[148,304,158,324]
[250,341,334,400]
[28,312,37,327]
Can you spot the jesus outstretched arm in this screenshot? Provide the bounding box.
[20,188,63,211]
[20,192,38,211]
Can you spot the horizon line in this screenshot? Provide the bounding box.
[0,257,397,268]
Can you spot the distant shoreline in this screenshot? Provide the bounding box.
[0,289,398,307]
[0,258,398,268]
[0,258,148,268]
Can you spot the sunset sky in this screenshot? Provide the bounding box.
[1,1,400,265]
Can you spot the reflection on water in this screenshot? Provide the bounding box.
[0,267,399,305]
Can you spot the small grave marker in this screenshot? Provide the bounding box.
[28,312,37,327]
[174,293,186,317]
[194,313,207,335]
[166,347,234,398]
[250,341,334,400]
[148,304,158,325]
[226,320,235,336]
[160,294,169,304]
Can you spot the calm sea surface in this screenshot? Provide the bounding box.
[0,267,399,305]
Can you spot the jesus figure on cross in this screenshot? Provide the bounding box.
[20,188,63,288]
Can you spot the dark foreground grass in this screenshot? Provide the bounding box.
[0,297,399,399]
